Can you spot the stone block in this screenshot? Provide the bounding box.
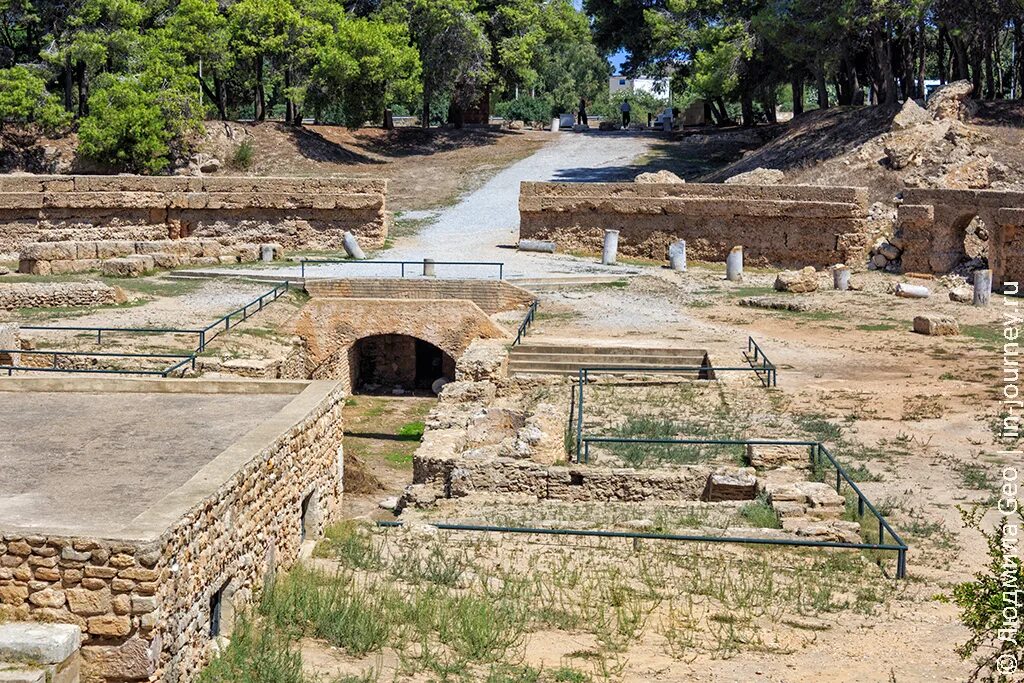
[80,636,158,680]
[17,260,49,276]
[100,257,149,278]
[149,253,181,269]
[774,266,819,293]
[27,589,64,609]
[702,469,758,502]
[0,623,80,664]
[949,287,973,303]
[95,241,135,259]
[87,615,130,638]
[0,667,45,683]
[66,587,111,616]
[913,314,959,336]
[746,444,811,469]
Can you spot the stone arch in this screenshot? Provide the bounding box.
[292,297,508,384]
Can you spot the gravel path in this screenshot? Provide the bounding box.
[218,131,654,281]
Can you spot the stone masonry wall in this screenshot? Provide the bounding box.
[0,281,125,310]
[305,279,536,315]
[519,181,872,268]
[0,382,345,683]
[0,175,388,254]
[898,188,1024,289]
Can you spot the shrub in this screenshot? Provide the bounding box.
[230,139,254,169]
[495,96,552,124]
[199,615,306,683]
[0,66,72,134]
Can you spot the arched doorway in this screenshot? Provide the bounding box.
[349,334,456,395]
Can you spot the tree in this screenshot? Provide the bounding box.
[0,65,72,132]
[163,0,233,120]
[228,0,300,121]
[398,0,492,128]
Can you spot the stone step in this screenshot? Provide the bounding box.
[511,367,707,377]
[0,666,45,683]
[510,351,707,365]
[509,359,709,372]
[511,344,706,357]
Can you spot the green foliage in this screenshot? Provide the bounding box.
[950,506,1024,681]
[199,615,306,683]
[495,96,552,124]
[0,67,72,134]
[230,140,255,170]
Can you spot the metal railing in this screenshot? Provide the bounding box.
[468,432,905,577]
[6,281,290,378]
[1,349,197,378]
[512,300,539,346]
[299,259,505,280]
[745,336,777,387]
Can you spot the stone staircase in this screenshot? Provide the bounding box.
[508,342,712,377]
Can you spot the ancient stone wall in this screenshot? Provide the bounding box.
[305,278,536,315]
[898,188,1024,289]
[519,182,872,267]
[0,175,388,254]
[0,380,345,683]
[0,281,124,310]
[17,239,282,276]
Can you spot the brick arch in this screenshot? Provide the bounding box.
[292,297,508,381]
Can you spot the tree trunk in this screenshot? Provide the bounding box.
[938,27,948,85]
[791,74,804,116]
[874,29,897,105]
[63,56,73,112]
[917,17,927,98]
[815,63,829,109]
[985,33,996,99]
[284,68,294,123]
[761,89,777,123]
[740,93,755,127]
[1015,20,1023,99]
[713,98,731,126]
[76,61,88,116]
[255,55,266,122]
[421,81,431,128]
[214,75,228,121]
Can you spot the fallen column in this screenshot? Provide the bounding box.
[895,283,930,299]
[518,239,556,253]
[342,231,366,260]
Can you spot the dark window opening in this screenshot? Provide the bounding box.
[209,585,224,637]
[300,491,314,541]
[570,473,584,486]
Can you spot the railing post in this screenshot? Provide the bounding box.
[499,264,504,280]
[584,440,591,464]
[897,549,907,579]
[858,495,865,517]
[401,263,406,278]
[835,469,841,493]
[97,330,102,345]
[878,520,885,545]
[575,369,585,463]
[199,330,206,352]
[301,261,305,279]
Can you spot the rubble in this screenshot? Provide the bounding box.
[634,170,686,184]
[774,267,819,293]
[724,167,785,185]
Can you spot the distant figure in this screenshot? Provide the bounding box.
[578,97,588,126]
[620,99,632,129]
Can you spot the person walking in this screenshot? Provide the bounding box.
[620,98,632,129]
[577,97,588,127]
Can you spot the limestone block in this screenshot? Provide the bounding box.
[66,587,111,616]
[724,168,785,185]
[95,241,135,259]
[702,468,758,502]
[26,590,64,609]
[891,98,931,131]
[792,519,863,544]
[949,287,973,303]
[149,253,181,269]
[0,666,46,683]
[100,256,151,278]
[87,615,130,638]
[80,636,158,680]
[634,170,685,184]
[746,444,810,469]
[913,314,959,336]
[774,267,819,293]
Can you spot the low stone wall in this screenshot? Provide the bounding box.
[0,281,125,310]
[409,339,719,504]
[0,175,388,254]
[518,181,872,268]
[305,278,536,315]
[0,379,345,683]
[18,239,282,276]
[898,188,1024,288]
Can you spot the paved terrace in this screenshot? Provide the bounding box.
[0,379,307,538]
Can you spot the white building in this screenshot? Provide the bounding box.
[609,75,669,98]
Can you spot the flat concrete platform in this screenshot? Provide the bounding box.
[0,379,305,537]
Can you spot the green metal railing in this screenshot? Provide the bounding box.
[574,435,907,578]
[0,349,197,377]
[299,259,505,280]
[6,281,290,378]
[745,336,777,387]
[512,300,539,346]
